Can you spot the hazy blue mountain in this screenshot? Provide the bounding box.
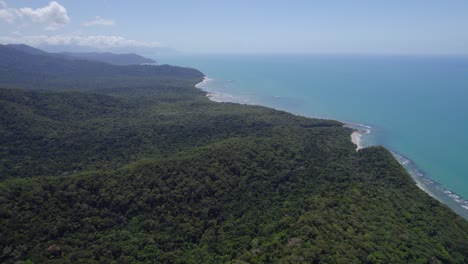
[60,51,156,65]
[5,44,156,65]
[37,43,178,57]
[6,44,50,56]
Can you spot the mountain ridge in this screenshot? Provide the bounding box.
[60,51,157,65]
[5,44,156,65]
[0,44,202,92]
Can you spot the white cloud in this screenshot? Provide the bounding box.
[0,1,17,23]
[0,33,161,49]
[0,1,70,31]
[0,9,15,24]
[83,16,115,27]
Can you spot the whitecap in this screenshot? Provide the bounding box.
[195,76,213,89]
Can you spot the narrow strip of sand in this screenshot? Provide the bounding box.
[351,131,363,151]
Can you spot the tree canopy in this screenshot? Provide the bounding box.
[0,45,467,263]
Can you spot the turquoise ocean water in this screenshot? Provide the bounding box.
[157,54,468,219]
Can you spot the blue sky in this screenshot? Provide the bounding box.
[0,0,467,55]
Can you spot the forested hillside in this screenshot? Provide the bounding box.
[0,46,467,263]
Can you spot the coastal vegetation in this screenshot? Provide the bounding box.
[0,45,467,263]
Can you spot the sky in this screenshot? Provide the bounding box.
[0,0,467,55]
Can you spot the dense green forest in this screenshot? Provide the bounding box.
[0,45,467,263]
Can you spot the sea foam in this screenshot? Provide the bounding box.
[391,151,468,218]
[197,76,250,104]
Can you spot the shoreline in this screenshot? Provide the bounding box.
[195,76,468,219]
[196,76,212,89]
[391,151,468,218]
[345,122,373,151]
[351,131,364,151]
[196,76,251,104]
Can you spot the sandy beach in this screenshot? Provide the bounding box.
[351,131,364,151]
[195,76,211,89]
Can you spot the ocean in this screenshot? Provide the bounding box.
[157,54,468,219]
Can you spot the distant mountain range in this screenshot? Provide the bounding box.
[5,44,157,65]
[0,44,200,91]
[60,52,156,65]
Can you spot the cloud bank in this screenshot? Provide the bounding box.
[0,1,70,30]
[83,16,115,27]
[0,2,169,53]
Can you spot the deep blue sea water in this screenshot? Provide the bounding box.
[157,54,468,219]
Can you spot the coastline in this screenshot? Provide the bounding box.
[195,76,468,219]
[196,76,250,103]
[391,151,468,218]
[346,123,372,151]
[196,76,371,153]
[351,132,364,151]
